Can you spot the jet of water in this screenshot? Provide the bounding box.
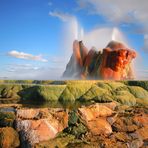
[111,27,128,46]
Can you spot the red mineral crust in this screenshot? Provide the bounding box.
[63,40,136,80]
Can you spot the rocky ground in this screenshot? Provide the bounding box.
[0,102,147,148]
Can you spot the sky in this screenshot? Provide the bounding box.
[0,0,148,80]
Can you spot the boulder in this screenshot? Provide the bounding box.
[0,127,20,148]
[78,104,114,121]
[16,108,49,119]
[136,127,148,141]
[86,117,112,135]
[133,114,148,127]
[16,108,68,147]
[78,103,114,135]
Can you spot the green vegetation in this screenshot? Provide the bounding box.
[80,84,108,101]
[105,81,125,90]
[35,85,66,101]
[124,81,148,91]
[59,84,91,102]
[20,85,66,101]
[0,85,22,99]
[114,90,136,106]
[0,80,147,106]
[128,86,148,98]
[0,112,15,127]
[35,133,75,148]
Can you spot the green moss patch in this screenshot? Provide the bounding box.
[59,84,91,102]
[20,85,66,101]
[80,84,109,101]
[0,112,15,127]
[114,90,136,106]
[128,86,148,99]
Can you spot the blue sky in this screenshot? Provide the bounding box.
[0,0,148,79]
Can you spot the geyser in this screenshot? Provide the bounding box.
[63,40,137,80]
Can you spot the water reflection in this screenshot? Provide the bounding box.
[0,98,93,110]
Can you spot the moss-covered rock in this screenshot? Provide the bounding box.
[35,133,75,148]
[96,82,112,91]
[68,123,87,138]
[128,86,148,99]
[0,111,15,127]
[113,90,136,106]
[36,85,66,101]
[64,110,87,138]
[93,94,113,103]
[59,84,91,102]
[0,127,20,148]
[135,98,148,106]
[20,85,66,101]
[125,81,148,91]
[106,82,126,90]
[80,85,109,101]
[0,85,22,99]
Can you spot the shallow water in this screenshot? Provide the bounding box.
[0,98,93,110]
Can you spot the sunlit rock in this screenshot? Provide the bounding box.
[0,127,20,148]
[63,40,136,80]
[16,108,68,147]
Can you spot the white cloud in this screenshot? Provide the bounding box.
[77,0,148,25]
[77,0,148,51]
[143,34,148,52]
[49,10,129,64]
[8,50,48,62]
[49,11,75,22]
[6,64,41,73]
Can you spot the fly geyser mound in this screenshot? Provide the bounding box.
[63,40,136,80]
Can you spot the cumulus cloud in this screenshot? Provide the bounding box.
[77,0,148,51]
[77,0,148,25]
[8,50,48,62]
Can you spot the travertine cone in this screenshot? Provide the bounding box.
[63,40,88,78]
[99,41,136,80]
[63,40,136,80]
